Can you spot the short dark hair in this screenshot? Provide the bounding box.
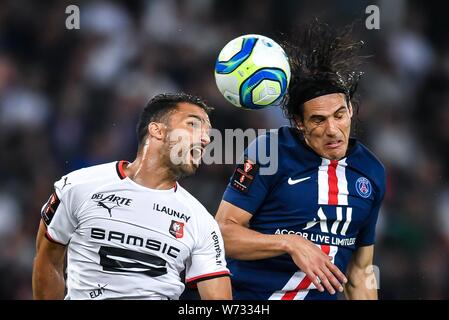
[136,93,213,146]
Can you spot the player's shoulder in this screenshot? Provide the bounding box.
[174,184,213,220]
[245,125,293,148]
[245,128,279,162]
[355,142,385,173]
[54,161,121,196]
[352,141,386,188]
[246,126,310,159]
[252,125,292,141]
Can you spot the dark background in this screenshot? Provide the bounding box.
[0,0,448,299]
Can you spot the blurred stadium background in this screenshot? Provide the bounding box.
[0,0,448,299]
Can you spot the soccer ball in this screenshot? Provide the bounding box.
[214,34,291,110]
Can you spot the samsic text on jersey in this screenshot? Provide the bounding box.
[40,161,229,300]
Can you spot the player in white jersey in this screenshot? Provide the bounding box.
[32,93,231,300]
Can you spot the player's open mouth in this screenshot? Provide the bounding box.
[190,146,204,162]
[326,140,343,149]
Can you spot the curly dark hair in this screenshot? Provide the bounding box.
[281,19,365,122]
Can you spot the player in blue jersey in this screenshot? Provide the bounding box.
[215,21,386,300]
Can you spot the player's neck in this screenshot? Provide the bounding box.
[123,153,177,190]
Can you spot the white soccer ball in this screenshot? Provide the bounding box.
[214,34,291,110]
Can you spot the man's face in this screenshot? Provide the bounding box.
[163,102,211,178]
[296,93,352,160]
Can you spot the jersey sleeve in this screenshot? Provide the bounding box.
[222,133,277,215]
[185,217,230,285]
[40,175,78,245]
[356,169,386,247]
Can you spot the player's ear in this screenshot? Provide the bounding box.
[148,122,166,140]
[348,101,353,118]
[293,116,305,133]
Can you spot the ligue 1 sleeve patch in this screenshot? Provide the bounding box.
[41,192,60,226]
[231,158,259,193]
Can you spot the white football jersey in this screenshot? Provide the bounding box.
[40,161,229,300]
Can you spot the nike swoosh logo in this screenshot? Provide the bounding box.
[288,177,311,185]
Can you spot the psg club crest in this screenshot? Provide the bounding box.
[356,177,372,198]
[169,220,184,239]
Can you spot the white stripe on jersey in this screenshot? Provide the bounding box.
[336,158,348,205]
[340,207,352,236]
[318,158,330,205]
[268,272,309,300]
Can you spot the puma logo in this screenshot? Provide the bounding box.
[61,177,72,189]
[91,193,133,217]
[97,201,118,217]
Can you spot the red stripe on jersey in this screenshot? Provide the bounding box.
[321,244,331,255]
[328,160,339,205]
[281,244,332,300]
[45,231,66,246]
[281,277,312,300]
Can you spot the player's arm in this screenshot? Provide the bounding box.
[216,200,347,294]
[197,276,232,300]
[185,211,232,299]
[32,220,67,300]
[344,245,377,300]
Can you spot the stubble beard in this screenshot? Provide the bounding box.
[163,138,197,181]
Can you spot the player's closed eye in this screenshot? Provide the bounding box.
[187,121,201,128]
[334,113,344,120]
[311,117,325,125]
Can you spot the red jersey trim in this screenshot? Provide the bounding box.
[186,271,230,284]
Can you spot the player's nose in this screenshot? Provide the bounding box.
[325,118,339,136]
[201,130,211,146]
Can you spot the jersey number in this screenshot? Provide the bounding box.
[98,246,168,277]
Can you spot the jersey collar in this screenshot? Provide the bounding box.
[116,160,178,192]
[116,160,128,179]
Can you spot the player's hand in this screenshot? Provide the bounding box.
[284,235,347,295]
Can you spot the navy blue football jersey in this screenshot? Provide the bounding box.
[222,126,386,300]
